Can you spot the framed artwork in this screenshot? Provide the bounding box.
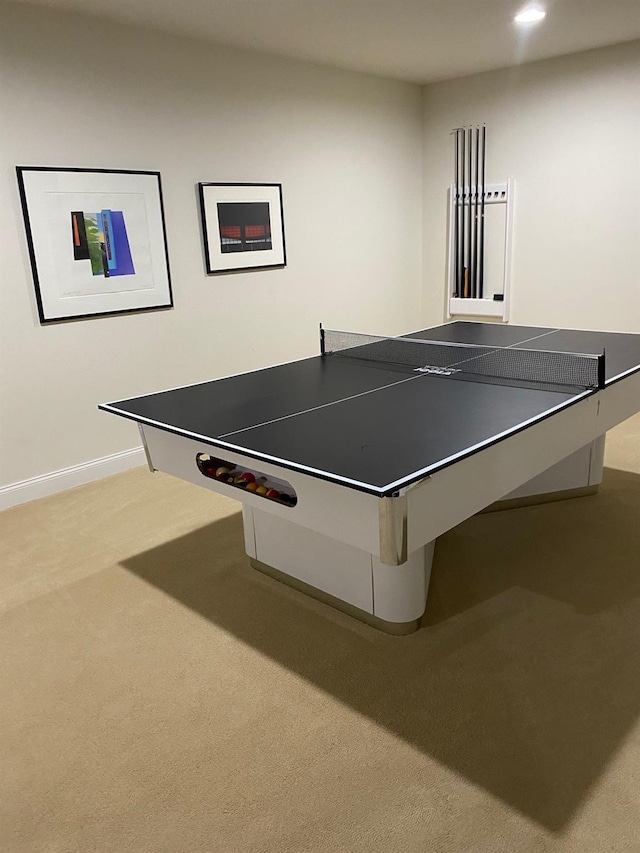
[16,167,173,323]
[198,182,286,274]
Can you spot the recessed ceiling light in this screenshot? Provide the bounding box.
[514,7,546,23]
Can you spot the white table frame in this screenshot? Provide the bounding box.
[138,367,639,633]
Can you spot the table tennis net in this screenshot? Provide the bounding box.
[322,330,605,391]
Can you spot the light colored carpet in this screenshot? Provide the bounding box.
[2,414,640,852]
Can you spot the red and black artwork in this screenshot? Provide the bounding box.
[217,202,272,254]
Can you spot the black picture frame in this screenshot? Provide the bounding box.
[16,166,173,323]
[198,182,286,274]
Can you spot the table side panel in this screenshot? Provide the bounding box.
[141,425,382,555]
[500,440,598,500]
[406,392,601,552]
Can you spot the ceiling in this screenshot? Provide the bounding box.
[12,0,640,84]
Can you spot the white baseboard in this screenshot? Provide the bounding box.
[0,447,146,512]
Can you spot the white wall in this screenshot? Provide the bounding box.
[3,3,638,507]
[0,2,423,498]
[422,41,640,331]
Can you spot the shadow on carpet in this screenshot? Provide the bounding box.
[122,466,640,832]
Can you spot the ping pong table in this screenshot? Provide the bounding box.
[100,321,640,633]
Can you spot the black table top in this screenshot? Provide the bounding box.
[100,322,640,496]
[408,322,640,384]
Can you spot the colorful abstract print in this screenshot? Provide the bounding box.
[71,210,135,278]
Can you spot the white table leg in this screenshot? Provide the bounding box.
[243,506,434,634]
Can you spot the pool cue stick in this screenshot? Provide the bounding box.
[452,129,460,296]
[469,127,476,298]
[467,127,473,297]
[469,128,474,299]
[459,130,465,297]
[470,126,475,299]
[473,126,480,298]
[458,129,465,298]
[461,127,468,297]
[478,124,486,298]
[466,126,472,298]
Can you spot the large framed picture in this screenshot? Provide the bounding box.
[16,167,173,323]
[198,182,286,274]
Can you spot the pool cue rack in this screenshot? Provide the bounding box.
[447,125,514,321]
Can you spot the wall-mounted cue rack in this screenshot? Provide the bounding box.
[448,126,514,321]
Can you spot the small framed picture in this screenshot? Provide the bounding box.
[16,166,173,323]
[198,182,286,274]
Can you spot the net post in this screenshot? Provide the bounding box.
[598,350,606,389]
[320,323,325,356]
